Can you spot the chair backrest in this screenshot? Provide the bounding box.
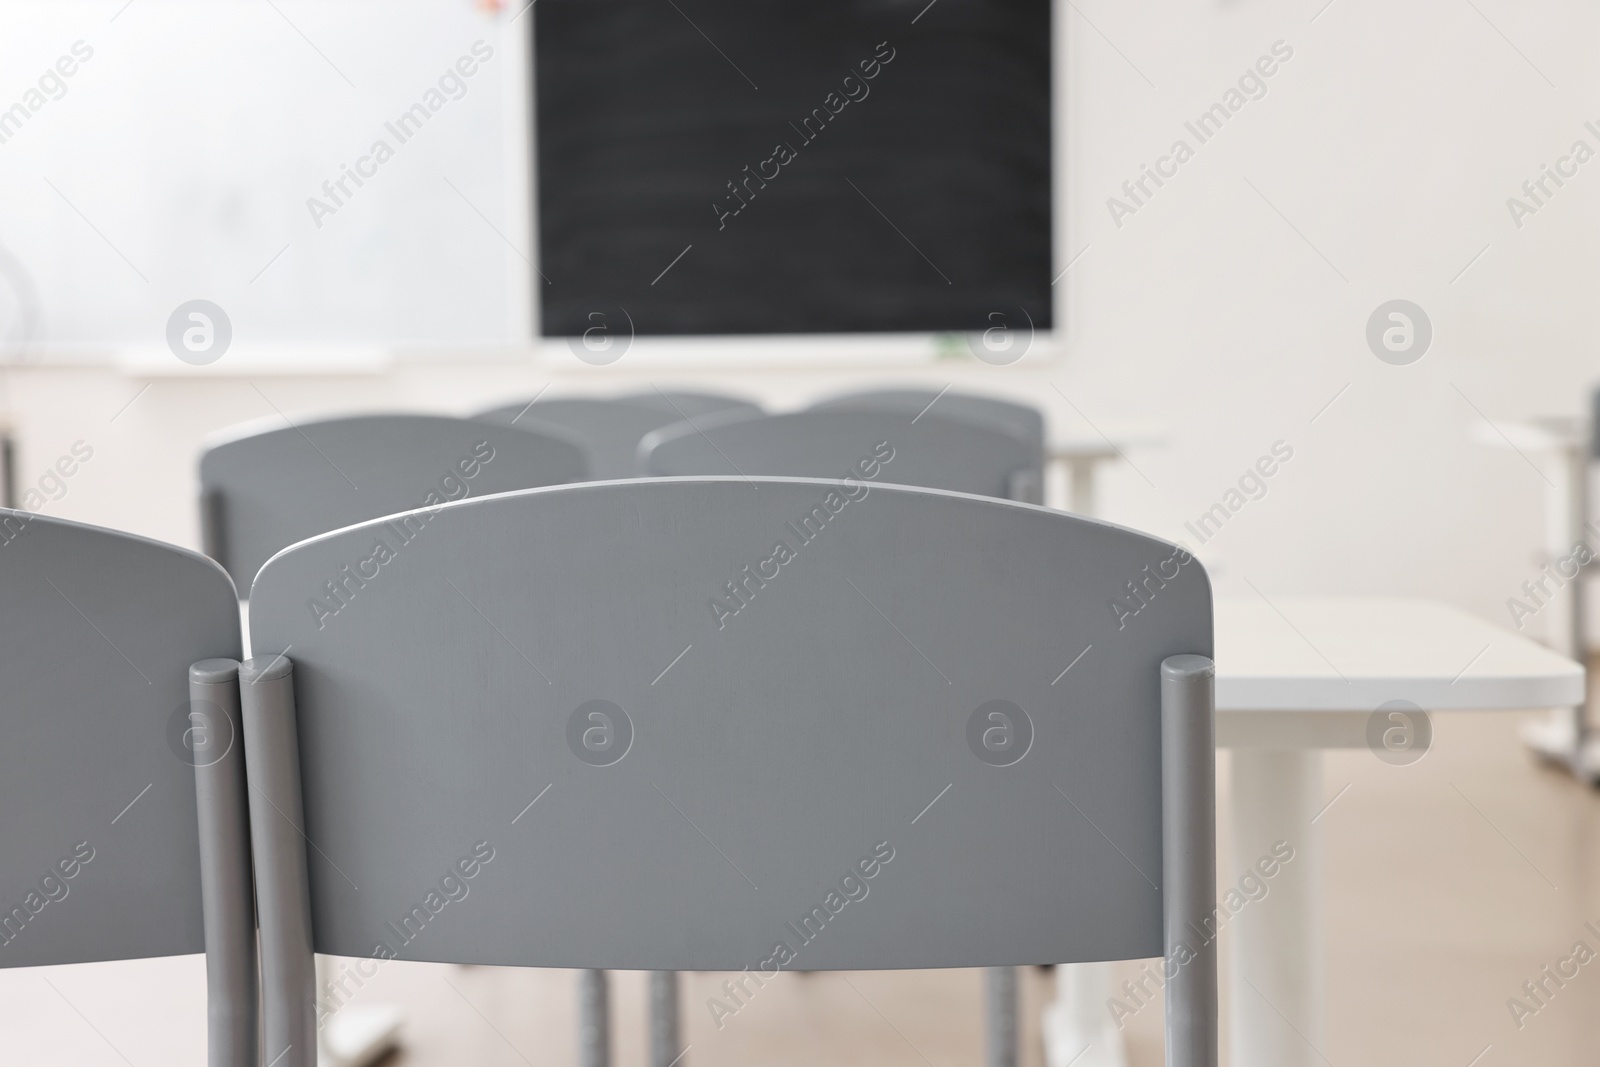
[1591,385,1600,458]
[810,388,1045,451]
[199,413,588,589]
[0,509,254,1065]
[639,409,1041,502]
[616,389,762,421]
[474,397,686,479]
[241,479,1215,1066]
[811,389,1047,502]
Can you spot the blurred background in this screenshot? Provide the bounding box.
[2,0,1595,615]
[2,0,1599,1064]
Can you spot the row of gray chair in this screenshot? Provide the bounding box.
[0,477,1218,1067]
[191,387,1050,1064]
[475,390,761,478]
[1,387,1185,1064]
[199,388,1047,592]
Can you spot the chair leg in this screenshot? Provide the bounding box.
[986,966,1018,1067]
[578,969,610,1067]
[649,971,681,1067]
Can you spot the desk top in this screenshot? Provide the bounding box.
[1214,596,1584,712]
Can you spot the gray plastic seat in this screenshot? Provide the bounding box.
[239,478,1217,1067]
[638,406,1045,1058]
[475,396,768,1060]
[810,387,1045,450]
[475,397,689,480]
[617,389,762,421]
[639,408,1042,503]
[1591,384,1600,458]
[811,389,1047,498]
[199,413,587,590]
[476,393,763,479]
[0,509,254,1067]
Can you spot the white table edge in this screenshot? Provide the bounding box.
[1215,672,1585,713]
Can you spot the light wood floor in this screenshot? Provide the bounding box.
[3,708,1599,1066]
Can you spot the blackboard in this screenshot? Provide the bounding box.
[533,0,1053,338]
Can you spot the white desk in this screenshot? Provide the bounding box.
[1220,596,1580,1067]
[1046,596,1584,1067]
[1047,432,1164,515]
[1470,417,1599,775]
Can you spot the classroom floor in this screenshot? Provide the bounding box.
[4,707,1599,1067]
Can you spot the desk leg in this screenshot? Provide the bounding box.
[579,969,610,1067]
[1523,441,1598,778]
[1066,460,1096,516]
[316,954,404,1067]
[1230,749,1324,1067]
[649,971,680,1067]
[1042,962,1127,1067]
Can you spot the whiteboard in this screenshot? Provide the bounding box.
[0,0,526,357]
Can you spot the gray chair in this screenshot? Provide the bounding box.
[201,411,587,1063]
[639,407,1045,1057]
[0,508,254,1067]
[476,393,766,1054]
[1,431,15,509]
[475,397,687,480]
[639,409,1043,504]
[810,389,1047,501]
[475,394,762,480]
[238,478,1217,1067]
[810,388,1045,451]
[618,389,762,421]
[199,413,587,590]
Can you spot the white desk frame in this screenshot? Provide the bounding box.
[1471,417,1598,776]
[1213,596,1582,1067]
[1047,433,1164,516]
[1046,597,1584,1067]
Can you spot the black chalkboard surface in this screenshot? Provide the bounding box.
[534,0,1053,338]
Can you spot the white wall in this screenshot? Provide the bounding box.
[1,0,1596,637]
